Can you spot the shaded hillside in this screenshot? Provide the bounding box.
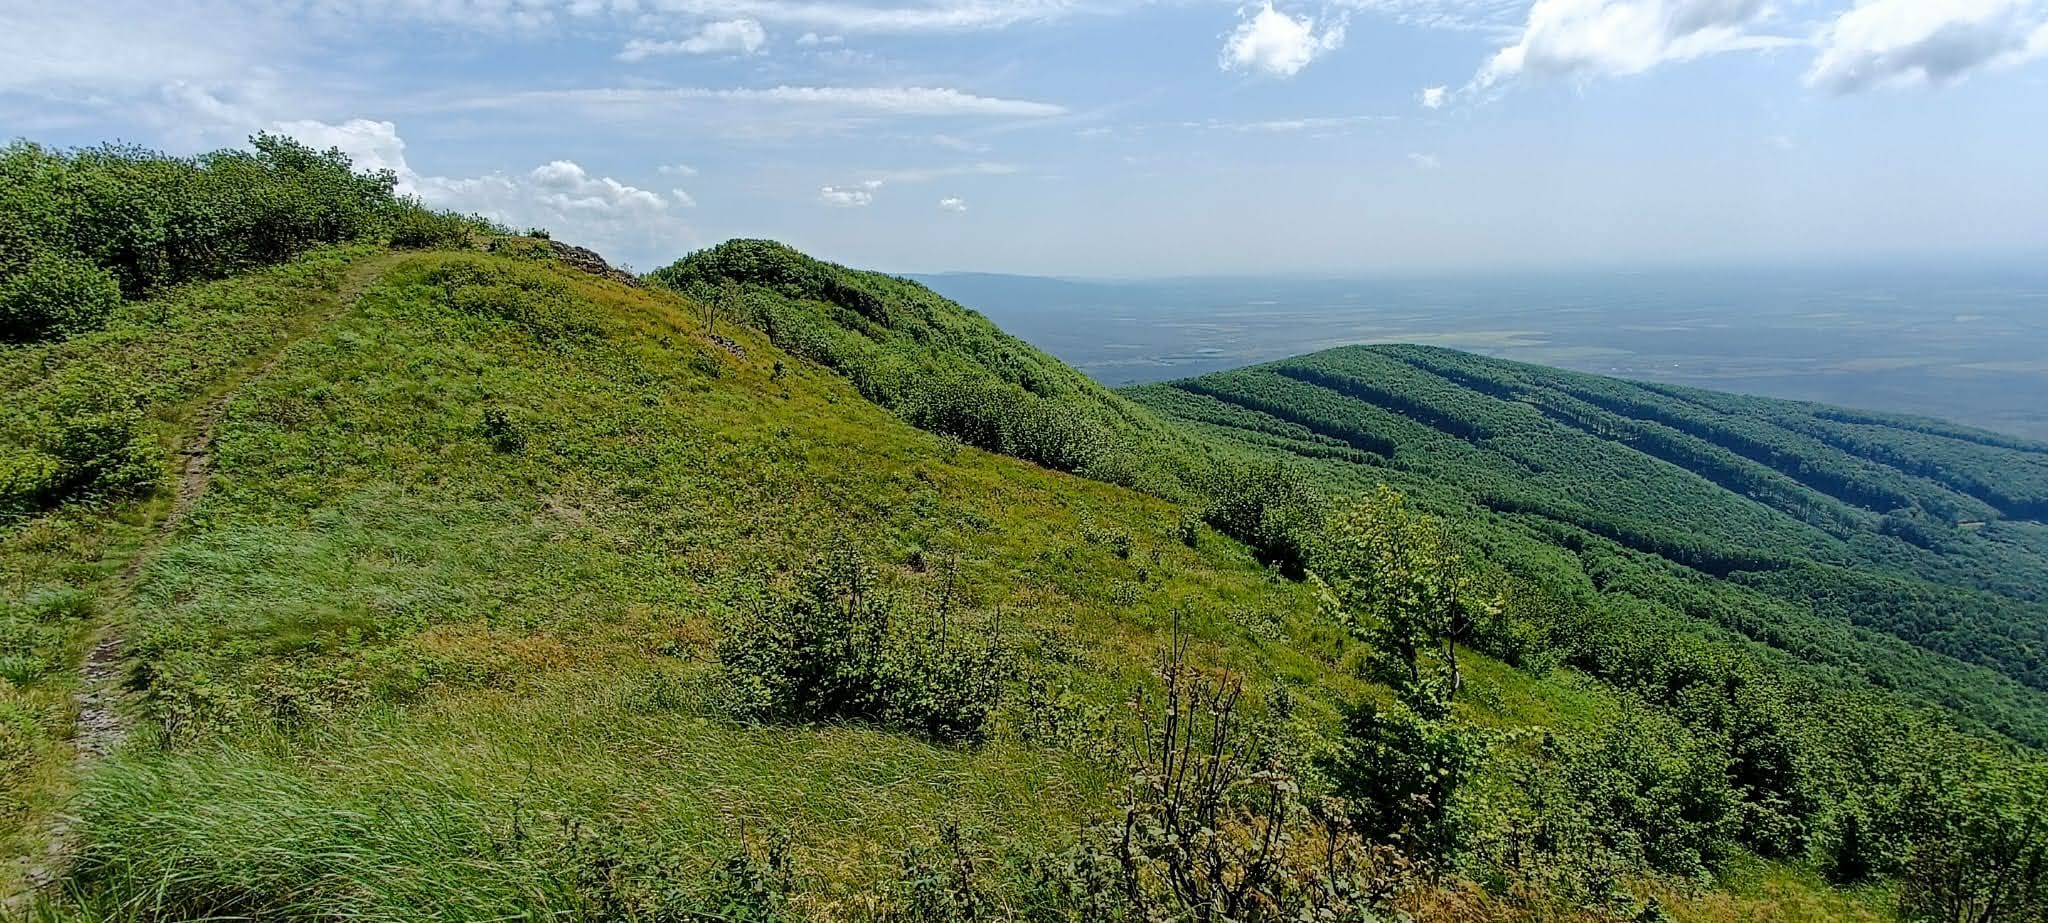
[648,241,1208,497]
[1128,345,2048,741]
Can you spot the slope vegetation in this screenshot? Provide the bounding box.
[1128,345,2048,742]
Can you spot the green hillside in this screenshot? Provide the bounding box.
[1128,346,2048,745]
[2,138,2044,923]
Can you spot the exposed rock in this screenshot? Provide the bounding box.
[488,236,641,288]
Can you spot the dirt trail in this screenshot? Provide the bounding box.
[6,252,405,908]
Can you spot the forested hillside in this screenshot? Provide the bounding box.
[1127,346,2048,743]
[2,138,2044,923]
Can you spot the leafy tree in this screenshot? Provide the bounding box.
[1898,765,2048,923]
[1316,486,1499,711]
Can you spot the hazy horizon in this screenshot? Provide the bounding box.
[914,260,2048,440]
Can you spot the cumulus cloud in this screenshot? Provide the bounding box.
[1419,85,1448,108]
[938,196,968,211]
[1407,152,1441,169]
[270,118,416,183]
[268,119,692,265]
[1476,0,1790,88]
[619,19,768,60]
[1807,0,2048,93]
[1220,2,1348,77]
[820,179,883,206]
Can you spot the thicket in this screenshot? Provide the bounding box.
[0,134,491,345]
[0,376,160,524]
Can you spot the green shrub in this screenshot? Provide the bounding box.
[714,550,1008,742]
[0,135,400,305]
[1028,626,1406,922]
[1561,710,1737,878]
[2,387,159,522]
[389,204,489,250]
[1325,699,1483,862]
[1201,462,1322,577]
[0,251,123,342]
[480,407,526,453]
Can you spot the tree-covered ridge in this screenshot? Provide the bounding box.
[1129,345,2048,738]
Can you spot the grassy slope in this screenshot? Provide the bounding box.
[0,245,1893,920]
[1,246,380,867]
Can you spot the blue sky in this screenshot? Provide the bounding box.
[4,0,2046,275]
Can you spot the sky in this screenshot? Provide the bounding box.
[4,0,2047,276]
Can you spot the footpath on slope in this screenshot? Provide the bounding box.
[5,250,408,909]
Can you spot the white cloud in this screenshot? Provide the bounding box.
[619,19,768,60]
[671,188,699,206]
[1420,85,1448,108]
[268,118,691,264]
[462,85,1066,117]
[820,180,881,206]
[795,31,843,44]
[870,161,1018,182]
[271,118,414,179]
[1408,152,1441,169]
[938,196,968,212]
[1476,0,1791,88]
[1807,0,2048,93]
[659,163,700,175]
[1219,2,1348,78]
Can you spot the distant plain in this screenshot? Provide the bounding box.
[915,263,2048,439]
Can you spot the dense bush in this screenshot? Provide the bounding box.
[0,251,123,343]
[1199,462,1322,577]
[0,133,487,344]
[0,384,158,522]
[1325,701,1482,863]
[1559,710,1736,879]
[715,550,1009,742]
[390,205,494,250]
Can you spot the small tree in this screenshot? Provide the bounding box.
[1325,699,1482,864]
[710,279,743,336]
[1898,765,2048,923]
[1315,487,1499,715]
